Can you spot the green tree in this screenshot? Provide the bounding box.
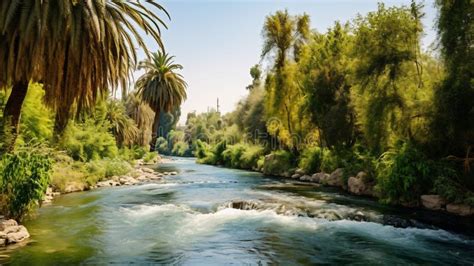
[136,52,187,151]
[302,22,356,148]
[431,0,474,160]
[0,1,168,153]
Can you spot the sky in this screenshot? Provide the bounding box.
[137,0,438,125]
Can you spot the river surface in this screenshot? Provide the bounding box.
[1,157,474,265]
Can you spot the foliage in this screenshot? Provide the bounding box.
[143,152,159,164]
[172,141,190,157]
[262,150,295,176]
[105,99,138,148]
[298,146,323,174]
[0,148,52,220]
[375,143,435,205]
[59,118,118,161]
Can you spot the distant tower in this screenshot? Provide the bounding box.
[217,98,220,113]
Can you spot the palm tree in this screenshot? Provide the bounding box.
[125,93,155,147]
[0,0,168,153]
[105,99,139,148]
[136,52,187,151]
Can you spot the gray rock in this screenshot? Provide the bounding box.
[320,168,344,187]
[299,175,311,181]
[291,173,301,179]
[420,195,446,210]
[169,171,178,175]
[295,168,306,175]
[310,172,328,183]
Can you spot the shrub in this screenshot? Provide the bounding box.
[143,151,159,164]
[320,148,339,173]
[298,146,323,174]
[240,145,265,170]
[262,150,295,176]
[222,144,246,168]
[172,141,190,156]
[60,119,118,161]
[103,159,132,177]
[375,143,435,205]
[156,137,169,155]
[0,149,52,220]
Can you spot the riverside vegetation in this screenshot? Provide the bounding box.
[0,1,187,246]
[157,2,474,216]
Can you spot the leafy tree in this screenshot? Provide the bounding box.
[302,22,356,148]
[0,1,168,153]
[431,0,474,160]
[352,3,425,154]
[105,99,138,148]
[136,52,187,151]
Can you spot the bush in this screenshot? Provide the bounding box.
[222,144,246,168]
[172,141,190,156]
[239,145,265,170]
[262,150,295,176]
[0,149,52,220]
[298,146,323,174]
[156,137,169,155]
[320,148,339,173]
[143,152,158,164]
[375,143,435,205]
[60,119,118,161]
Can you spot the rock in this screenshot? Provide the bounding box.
[52,192,61,197]
[310,172,328,183]
[320,168,344,187]
[420,195,446,210]
[295,168,306,175]
[169,171,178,175]
[446,203,474,216]
[291,173,301,179]
[119,176,139,185]
[96,180,120,188]
[348,172,374,196]
[149,175,162,180]
[142,167,154,174]
[0,239,5,246]
[6,225,29,244]
[64,182,85,193]
[0,219,17,231]
[299,175,311,181]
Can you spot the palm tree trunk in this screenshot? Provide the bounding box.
[150,110,161,151]
[53,105,70,140]
[0,81,29,153]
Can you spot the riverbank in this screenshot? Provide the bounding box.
[197,152,474,217]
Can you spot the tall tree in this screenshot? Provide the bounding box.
[302,22,356,148]
[432,0,474,160]
[136,52,187,151]
[0,0,168,153]
[261,10,310,151]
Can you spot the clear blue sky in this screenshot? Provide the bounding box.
[139,0,438,124]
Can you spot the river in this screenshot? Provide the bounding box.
[1,157,473,265]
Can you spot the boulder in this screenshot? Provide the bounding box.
[310,172,328,183]
[6,225,29,244]
[299,175,311,181]
[295,168,306,175]
[420,195,446,210]
[446,203,474,216]
[291,173,301,179]
[348,172,374,196]
[141,167,154,174]
[0,219,17,231]
[320,168,344,187]
[169,171,178,175]
[119,176,139,185]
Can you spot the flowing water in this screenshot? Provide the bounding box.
[1,157,473,265]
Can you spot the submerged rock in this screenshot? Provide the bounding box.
[420,195,446,211]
